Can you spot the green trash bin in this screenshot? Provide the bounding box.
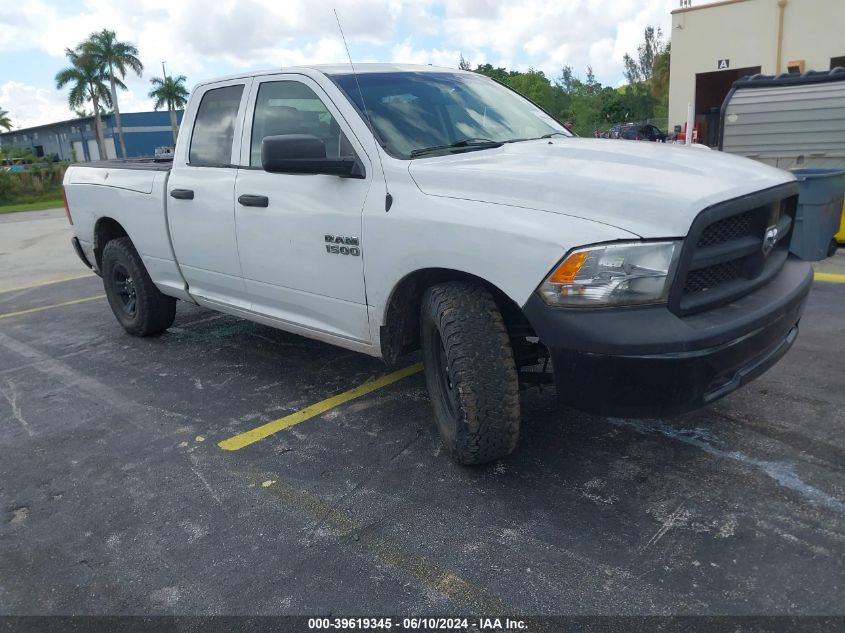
[789,168,845,261]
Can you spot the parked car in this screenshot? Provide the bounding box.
[619,123,667,142]
[1,158,29,172]
[154,146,175,160]
[602,123,625,139]
[62,64,811,465]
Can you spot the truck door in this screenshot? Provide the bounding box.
[234,75,372,343]
[167,78,252,308]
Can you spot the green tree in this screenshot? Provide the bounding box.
[651,42,671,100]
[507,69,556,112]
[472,63,513,85]
[83,29,143,159]
[553,66,606,135]
[471,64,557,115]
[556,66,578,95]
[458,54,472,71]
[148,74,189,143]
[55,48,114,159]
[465,53,669,136]
[623,26,664,84]
[622,26,667,119]
[0,108,11,131]
[584,66,602,97]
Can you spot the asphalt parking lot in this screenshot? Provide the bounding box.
[1,210,844,617]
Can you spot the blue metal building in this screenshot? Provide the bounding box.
[0,110,184,161]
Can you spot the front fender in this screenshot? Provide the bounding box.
[365,194,637,332]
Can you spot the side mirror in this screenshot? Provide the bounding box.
[261,134,364,178]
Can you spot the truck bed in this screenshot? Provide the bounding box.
[63,161,189,300]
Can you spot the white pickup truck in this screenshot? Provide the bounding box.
[63,64,812,464]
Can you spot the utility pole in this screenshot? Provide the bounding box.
[162,61,167,79]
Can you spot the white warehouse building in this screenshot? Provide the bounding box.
[668,0,845,146]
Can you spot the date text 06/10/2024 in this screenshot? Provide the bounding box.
[307,617,528,630]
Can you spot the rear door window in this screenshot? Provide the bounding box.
[189,84,245,167]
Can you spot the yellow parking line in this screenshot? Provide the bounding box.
[255,476,514,614]
[0,294,105,321]
[0,273,95,295]
[814,272,845,283]
[219,362,424,451]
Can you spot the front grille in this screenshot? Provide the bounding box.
[684,260,744,294]
[670,185,798,316]
[697,209,755,247]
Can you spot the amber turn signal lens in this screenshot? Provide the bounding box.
[548,251,588,284]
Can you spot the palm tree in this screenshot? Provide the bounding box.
[55,48,115,159]
[149,75,189,144]
[0,108,11,132]
[83,30,143,159]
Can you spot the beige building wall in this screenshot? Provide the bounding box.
[668,0,845,138]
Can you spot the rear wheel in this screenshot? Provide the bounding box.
[102,237,176,336]
[420,281,521,465]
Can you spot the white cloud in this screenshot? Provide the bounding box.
[437,0,673,78]
[0,80,157,130]
[2,0,398,67]
[0,81,70,129]
[390,39,463,69]
[1,0,677,127]
[524,35,549,57]
[2,0,675,74]
[115,88,156,116]
[0,1,59,54]
[588,37,616,77]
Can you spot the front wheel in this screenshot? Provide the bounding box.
[420,282,521,465]
[102,237,176,336]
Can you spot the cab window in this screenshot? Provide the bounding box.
[250,81,356,167]
[189,84,245,167]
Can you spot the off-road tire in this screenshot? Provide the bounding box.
[420,281,521,465]
[101,237,176,336]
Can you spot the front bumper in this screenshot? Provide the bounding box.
[522,256,813,417]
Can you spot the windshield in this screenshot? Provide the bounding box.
[330,71,570,159]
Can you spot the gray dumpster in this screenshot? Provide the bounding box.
[789,168,845,261]
[720,69,845,170]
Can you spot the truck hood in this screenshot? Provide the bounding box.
[408,138,794,238]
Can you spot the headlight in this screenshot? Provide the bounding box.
[537,241,681,307]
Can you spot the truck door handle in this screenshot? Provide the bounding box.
[170,188,194,200]
[238,194,269,208]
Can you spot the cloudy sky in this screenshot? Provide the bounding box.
[0,0,674,129]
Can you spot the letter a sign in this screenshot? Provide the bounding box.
[718,59,730,70]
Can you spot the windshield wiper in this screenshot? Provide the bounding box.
[504,132,570,144]
[409,138,503,158]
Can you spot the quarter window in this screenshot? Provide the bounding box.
[189,84,245,167]
[250,81,355,167]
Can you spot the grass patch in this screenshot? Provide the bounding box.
[0,186,65,214]
[0,198,65,214]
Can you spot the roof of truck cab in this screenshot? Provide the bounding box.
[192,64,468,89]
[304,63,466,75]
